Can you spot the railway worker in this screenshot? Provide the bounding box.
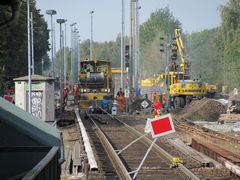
[63,88,68,104]
[66,84,70,93]
[73,84,78,96]
[154,99,162,117]
[117,88,125,113]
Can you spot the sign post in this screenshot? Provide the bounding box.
[115,113,175,179]
[141,100,149,118]
[132,114,175,179]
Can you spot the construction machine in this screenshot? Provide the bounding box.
[155,29,206,108]
[170,156,184,168]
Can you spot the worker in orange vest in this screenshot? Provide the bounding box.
[63,88,68,104]
[73,84,78,96]
[117,88,125,113]
[65,84,70,93]
[154,99,162,117]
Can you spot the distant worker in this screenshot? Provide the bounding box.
[63,88,68,104]
[73,84,78,96]
[66,84,71,93]
[154,99,162,117]
[117,88,125,112]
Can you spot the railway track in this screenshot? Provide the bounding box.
[117,115,234,179]
[174,118,240,177]
[174,119,240,160]
[82,113,199,180]
[175,119,240,145]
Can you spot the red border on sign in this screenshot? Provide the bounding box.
[149,114,175,138]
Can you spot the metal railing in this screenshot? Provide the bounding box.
[22,146,60,180]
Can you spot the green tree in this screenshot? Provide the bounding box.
[219,0,240,89]
[139,7,181,78]
[0,0,50,94]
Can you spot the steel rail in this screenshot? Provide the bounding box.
[88,114,132,180]
[113,116,200,180]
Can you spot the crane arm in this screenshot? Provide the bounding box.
[174,29,187,73]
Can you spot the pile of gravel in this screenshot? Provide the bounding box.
[177,98,226,121]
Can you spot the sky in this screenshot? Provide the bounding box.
[36,0,227,49]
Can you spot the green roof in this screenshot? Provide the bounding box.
[0,97,60,146]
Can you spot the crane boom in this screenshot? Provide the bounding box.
[174,28,190,78]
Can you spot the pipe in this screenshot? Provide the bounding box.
[74,107,98,170]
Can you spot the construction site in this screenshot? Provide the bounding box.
[1,0,240,179]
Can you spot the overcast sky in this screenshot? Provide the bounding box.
[36,0,227,49]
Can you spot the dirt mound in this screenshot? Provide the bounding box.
[177,98,226,121]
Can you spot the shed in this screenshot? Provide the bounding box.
[14,74,55,122]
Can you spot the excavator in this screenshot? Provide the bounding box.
[155,29,207,108]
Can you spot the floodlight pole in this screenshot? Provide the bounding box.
[27,0,32,113]
[56,19,67,112]
[121,0,125,89]
[90,10,94,61]
[70,22,77,86]
[30,12,34,75]
[46,10,57,77]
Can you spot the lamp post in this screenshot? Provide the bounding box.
[46,10,57,78]
[70,22,77,86]
[64,19,67,87]
[121,0,125,90]
[135,4,141,95]
[78,37,81,81]
[56,18,67,112]
[30,12,34,75]
[27,0,31,113]
[90,10,94,61]
[73,29,79,84]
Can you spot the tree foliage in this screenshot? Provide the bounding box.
[80,35,121,68]
[186,28,219,83]
[219,0,240,89]
[0,1,50,94]
[139,7,181,78]
[183,0,240,91]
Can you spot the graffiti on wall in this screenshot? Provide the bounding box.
[27,91,43,119]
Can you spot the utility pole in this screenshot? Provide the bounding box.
[30,12,34,75]
[74,29,79,84]
[129,0,133,98]
[137,5,141,95]
[56,19,67,112]
[134,1,141,96]
[46,10,57,77]
[90,10,94,61]
[70,22,77,86]
[27,0,32,113]
[64,19,67,87]
[121,0,125,89]
[78,37,81,81]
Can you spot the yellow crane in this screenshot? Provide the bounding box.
[154,29,206,108]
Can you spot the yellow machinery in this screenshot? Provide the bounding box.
[155,29,206,108]
[170,157,184,168]
[206,84,217,93]
[79,60,113,112]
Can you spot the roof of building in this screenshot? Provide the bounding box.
[13,74,55,82]
[0,97,60,146]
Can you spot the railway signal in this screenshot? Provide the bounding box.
[125,45,130,67]
[145,114,175,139]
